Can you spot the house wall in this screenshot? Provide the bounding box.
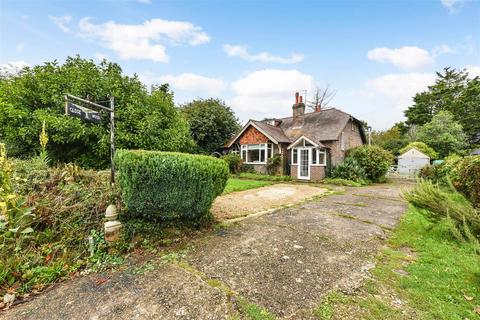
[324,120,364,166]
[289,165,326,181]
[239,126,269,144]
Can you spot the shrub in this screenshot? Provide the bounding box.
[450,156,480,207]
[399,141,438,159]
[330,157,367,183]
[115,150,229,221]
[403,180,480,237]
[221,153,243,174]
[267,154,282,175]
[240,163,255,173]
[346,145,394,182]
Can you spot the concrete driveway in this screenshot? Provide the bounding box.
[2,182,409,320]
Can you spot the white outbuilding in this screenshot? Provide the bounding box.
[398,147,430,175]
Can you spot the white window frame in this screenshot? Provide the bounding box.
[291,147,326,167]
[240,143,273,164]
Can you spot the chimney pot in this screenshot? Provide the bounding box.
[295,92,299,104]
[299,96,303,103]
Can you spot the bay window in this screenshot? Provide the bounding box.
[240,143,273,164]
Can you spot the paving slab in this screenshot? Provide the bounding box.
[2,182,409,320]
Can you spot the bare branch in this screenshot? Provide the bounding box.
[306,85,337,111]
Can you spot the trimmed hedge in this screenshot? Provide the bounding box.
[346,145,394,182]
[115,150,229,221]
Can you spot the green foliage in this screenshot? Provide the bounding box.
[330,157,367,183]
[221,153,243,174]
[240,163,255,173]
[399,141,438,159]
[417,111,468,158]
[403,180,480,237]
[345,145,394,182]
[371,123,410,156]
[180,98,240,154]
[223,178,272,194]
[313,291,349,320]
[405,67,480,142]
[0,56,194,168]
[450,156,480,207]
[237,172,292,181]
[1,159,113,296]
[266,154,282,175]
[115,150,229,222]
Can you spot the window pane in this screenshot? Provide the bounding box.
[248,149,260,162]
[319,152,326,165]
[304,140,313,146]
[292,149,298,164]
[311,149,317,164]
[268,144,273,158]
[242,150,246,160]
[260,149,265,162]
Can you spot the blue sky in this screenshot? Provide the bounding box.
[1,0,479,129]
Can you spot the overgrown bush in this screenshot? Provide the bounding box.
[267,154,282,175]
[330,157,367,183]
[115,150,229,221]
[346,145,394,182]
[403,180,480,238]
[1,156,114,297]
[450,156,480,207]
[221,153,243,174]
[240,163,255,173]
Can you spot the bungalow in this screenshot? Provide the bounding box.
[225,92,366,181]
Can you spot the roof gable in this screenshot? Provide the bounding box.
[399,147,430,159]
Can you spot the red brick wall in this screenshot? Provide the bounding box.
[290,165,325,181]
[239,126,269,144]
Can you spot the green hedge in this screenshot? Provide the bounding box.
[115,150,229,221]
[346,145,394,182]
[451,156,480,207]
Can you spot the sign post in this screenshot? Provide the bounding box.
[64,94,115,186]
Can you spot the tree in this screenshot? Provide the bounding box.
[0,56,194,168]
[404,67,480,142]
[399,141,438,159]
[306,85,337,111]
[371,122,409,156]
[180,98,240,154]
[417,111,467,158]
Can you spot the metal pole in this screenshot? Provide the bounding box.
[110,96,115,186]
[368,127,372,145]
[64,95,68,115]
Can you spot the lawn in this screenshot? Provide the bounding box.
[223,178,273,194]
[318,206,480,319]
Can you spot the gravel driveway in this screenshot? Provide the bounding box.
[2,182,410,320]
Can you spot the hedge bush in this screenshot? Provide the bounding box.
[450,156,480,207]
[346,145,394,182]
[330,157,367,183]
[221,153,243,174]
[115,150,229,221]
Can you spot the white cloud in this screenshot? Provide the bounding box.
[367,46,433,70]
[432,44,455,57]
[466,65,480,78]
[157,73,226,95]
[78,18,210,63]
[0,60,30,75]
[223,44,304,64]
[440,0,469,13]
[229,69,316,119]
[367,73,435,110]
[49,14,72,32]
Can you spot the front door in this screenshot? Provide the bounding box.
[298,148,310,180]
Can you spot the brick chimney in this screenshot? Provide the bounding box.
[315,104,321,112]
[292,92,305,127]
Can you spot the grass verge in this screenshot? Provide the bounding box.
[320,206,480,319]
[223,178,273,194]
[236,172,292,182]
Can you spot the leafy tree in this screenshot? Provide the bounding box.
[399,141,438,159]
[417,111,467,158]
[180,98,240,154]
[371,123,409,156]
[0,56,194,168]
[405,67,480,142]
